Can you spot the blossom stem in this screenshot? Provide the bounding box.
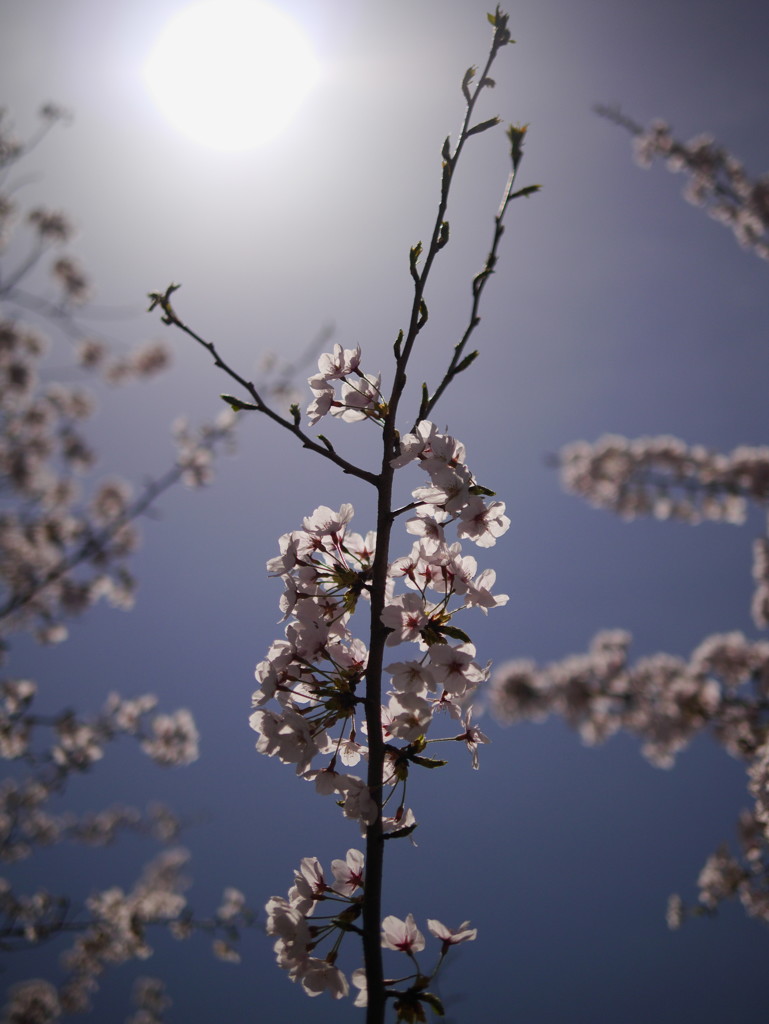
[359,27,517,1019]
[362,458,396,1023]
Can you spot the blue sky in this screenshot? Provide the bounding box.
[2,0,769,1020]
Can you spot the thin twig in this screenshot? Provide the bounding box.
[147,286,378,486]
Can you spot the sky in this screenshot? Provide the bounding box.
[2,0,769,1021]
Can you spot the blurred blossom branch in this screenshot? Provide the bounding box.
[0,108,241,655]
[556,433,769,628]
[151,8,535,1022]
[596,105,769,261]
[491,630,769,928]
[0,104,71,174]
[490,630,769,768]
[558,434,769,523]
[0,100,325,653]
[0,411,236,647]
[0,851,256,1015]
[495,102,769,941]
[0,104,275,1016]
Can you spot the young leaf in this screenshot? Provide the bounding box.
[439,624,473,644]
[455,350,478,373]
[507,122,529,167]
[511,184,542,199]
[411,755,448,769]
[220,394,255,411]
[410,241,423,276]
[461,66,476,102]
[466,116,501,138]
[420,993,446,1016]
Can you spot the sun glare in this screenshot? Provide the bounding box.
[144,0,320,151]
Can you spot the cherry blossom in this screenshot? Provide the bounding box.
[456,709,490,770]
[381,913,425,954]
[330,848,365,896]
[288,857,327,915]
[427,917,478,950]
[292,957,350,999]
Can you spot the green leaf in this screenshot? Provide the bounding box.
[421,993,446,1016]
[466,116,501,138]
[461,66,476,102]
[439,624,472,644]
[409,241,423,276]
[220,393,255,411]
[455,350,478,373]
[511,184,542,199]
[507,122,529,167]
[411,755,448,769]
[490,7,513,46]
[147,282,181,313]
[469,483,496,496]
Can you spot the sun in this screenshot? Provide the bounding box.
[144,0,320,151]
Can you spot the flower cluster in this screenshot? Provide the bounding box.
[251,383,507,826]
[248,346,508,1005]
[0,318,237,646]
[250,488,499,831]
[1,978,61,1024]
[266,849,365,1000]
[0,853,255,1017]
[490,630,769,768]
[559,433,769,629]
[666,805,769,931]
[491,630,769,932]
[266,848,476,1012]
[597,106,769,261]
[0,787,181,867]
[6,684,197,768]
[307,344,386,426]
[0,682,204,867]
[126,976,172,1024]
[559,433,769,524]
[57,849,188,1012]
